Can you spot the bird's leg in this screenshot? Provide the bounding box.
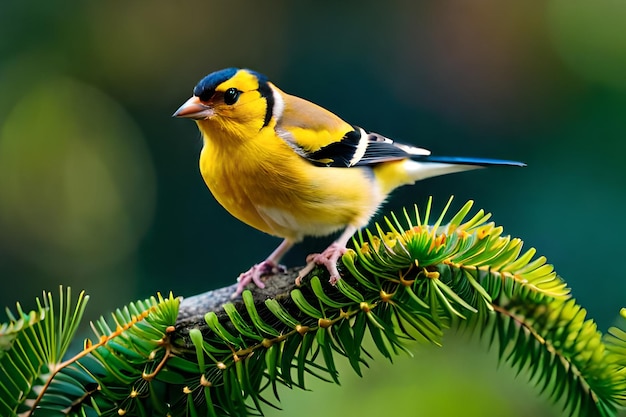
[296,225,357,286]
[232,238,294,298]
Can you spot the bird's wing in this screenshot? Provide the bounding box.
[301,128,432,167]
[276,92,430,167]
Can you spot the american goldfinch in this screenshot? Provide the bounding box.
[173,67,524,297]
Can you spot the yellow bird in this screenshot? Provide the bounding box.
[174,67,524,297]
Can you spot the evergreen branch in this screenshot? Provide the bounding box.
[0,287,89,416]
[1,197,625,417]
[487,301,623,416]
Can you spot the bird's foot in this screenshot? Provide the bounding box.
[296,243,347,286]
[232,260,286,298]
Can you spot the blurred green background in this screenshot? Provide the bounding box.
[1,1,625,416]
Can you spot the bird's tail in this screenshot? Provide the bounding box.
[417,155,526,168]
[399,155,525,184]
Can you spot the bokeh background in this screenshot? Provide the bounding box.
[1,1,626,416]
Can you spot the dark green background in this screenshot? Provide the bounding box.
[1,2,625,416]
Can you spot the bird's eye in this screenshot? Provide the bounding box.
[223,88,240,105]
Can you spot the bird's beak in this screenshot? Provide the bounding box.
[172,96,214,120]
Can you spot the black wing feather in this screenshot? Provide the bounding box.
[355,139,415,165]
[305,129,362,167]
[305,127,414,167]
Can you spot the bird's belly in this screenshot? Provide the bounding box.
[254,205,347,238]
[200,153,382,240]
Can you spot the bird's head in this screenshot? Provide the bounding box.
[173,67,276,140]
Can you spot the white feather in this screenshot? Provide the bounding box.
[349,127,370,166]
[403,160,482,183]
[270,84,285,121]
[395,143,431,156]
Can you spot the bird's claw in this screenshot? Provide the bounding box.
[296,243,347,286]
[232,260,286,298]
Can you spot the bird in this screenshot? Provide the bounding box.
[173,67,525,297]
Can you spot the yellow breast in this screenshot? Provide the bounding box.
[198,127,383,241]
